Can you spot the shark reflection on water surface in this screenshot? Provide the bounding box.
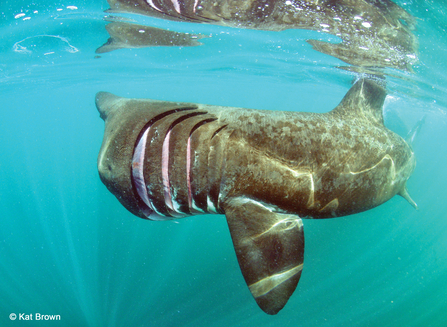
[101,0,418,70]
[96,21,209,53]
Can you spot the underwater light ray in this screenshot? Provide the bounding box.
[0,131,92,324]
[45,145,102,325]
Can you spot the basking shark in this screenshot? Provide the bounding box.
[104,0,418,70]
[96,78,417,314]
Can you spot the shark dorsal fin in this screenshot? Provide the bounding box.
[331,78,387,126]
[224,197,304,315]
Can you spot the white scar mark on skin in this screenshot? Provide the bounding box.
[263,156,316,209]
[162,130,174,211]
[146,0,164,12]
[348,154,396,180]
[249,264,303,298]
[288,167,315,208]
[254,216,303,239]
[319,198,339,213]
[229,197,302,239]
[308,173,315,207]
[229,197,278,213]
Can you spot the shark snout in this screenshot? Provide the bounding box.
[97,151,114,186]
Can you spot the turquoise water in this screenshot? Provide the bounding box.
[1,1,447,326]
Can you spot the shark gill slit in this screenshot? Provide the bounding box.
[186,117,217,212]
[175,0,198,17]
[149,0,181,19]
[211,124,228,139]
[208,125,229,213]
[161,111,208,214]
[145,0,163,12]
[173,0,210,22]
[131,106,198,218]
[132,126,154,217]
[169,0,181,14]
[193,0,199,13]
[145,0,213,22]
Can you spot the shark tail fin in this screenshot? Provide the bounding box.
[399,116,424,210]
[405,115,426,146]
[399,185,418,210]
[223,197,304,315]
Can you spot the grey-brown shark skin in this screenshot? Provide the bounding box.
[96,78,416,314]
[105,0,418,70]
[96,21,208,53]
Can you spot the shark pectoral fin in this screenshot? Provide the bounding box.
[223,197,304,315]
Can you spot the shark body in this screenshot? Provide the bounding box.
[96,78,416,314]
